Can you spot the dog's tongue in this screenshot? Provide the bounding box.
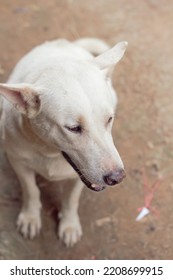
[91,184,106,192]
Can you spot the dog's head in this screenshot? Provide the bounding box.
[0,41,128,191]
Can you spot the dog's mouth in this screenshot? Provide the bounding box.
[62,151,106,192]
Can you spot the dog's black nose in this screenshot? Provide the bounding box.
[103,169,126,186]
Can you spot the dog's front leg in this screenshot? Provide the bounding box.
[58,178,84,247]
[8,157,42,239]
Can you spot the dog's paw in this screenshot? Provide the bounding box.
[17,210,41,240]
[58,213,82,247]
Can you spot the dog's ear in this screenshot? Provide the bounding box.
[0,83,41,118]
[93,41,128,77]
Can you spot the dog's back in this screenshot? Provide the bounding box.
[8,38,109,85]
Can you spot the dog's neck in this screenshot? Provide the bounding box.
[21,116,60,157]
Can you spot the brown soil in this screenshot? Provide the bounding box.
[0,0,173,260]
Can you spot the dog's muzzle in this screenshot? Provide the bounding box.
[62,151,106,192]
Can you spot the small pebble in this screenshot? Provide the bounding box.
[147,141,154,149]
[95,216,111,227]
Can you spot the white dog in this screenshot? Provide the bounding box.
[0,38,127,247]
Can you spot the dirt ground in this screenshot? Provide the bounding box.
[0,0,173,260]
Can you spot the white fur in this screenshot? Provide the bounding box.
[0,38,127,246]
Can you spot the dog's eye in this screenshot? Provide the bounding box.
[65,125,82,133]
[108,117,113,124]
